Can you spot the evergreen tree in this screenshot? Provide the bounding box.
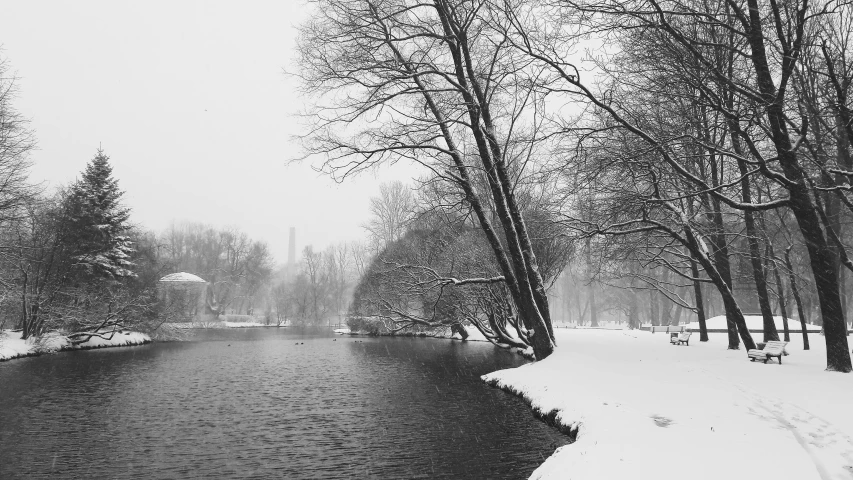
[63,149,135,279]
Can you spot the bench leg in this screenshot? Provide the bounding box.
[779,356,782,365]
[764,358,769,364]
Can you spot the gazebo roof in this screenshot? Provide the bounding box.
[159,272,206,284]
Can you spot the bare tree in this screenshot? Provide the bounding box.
[500,0,851,369]
[364,181,416,249]
[297,0,558,357]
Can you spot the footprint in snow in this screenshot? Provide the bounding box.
[651,415,674,427]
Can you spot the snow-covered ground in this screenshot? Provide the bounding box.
[0,329,150,362]
[483,328,853,480]
[686,315,822,332]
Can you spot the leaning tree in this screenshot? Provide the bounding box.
[296,0,559,358]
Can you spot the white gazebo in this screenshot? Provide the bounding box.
[158,272,207,285]
[158,272,208,321]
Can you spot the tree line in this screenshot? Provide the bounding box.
[0,53,370,339]
[297,0,853,371]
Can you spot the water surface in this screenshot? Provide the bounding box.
[0,329,567,478]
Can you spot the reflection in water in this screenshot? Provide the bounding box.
[0,329,568,478]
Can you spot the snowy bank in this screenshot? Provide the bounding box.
[0,329,151,362]
[483,329,853,480]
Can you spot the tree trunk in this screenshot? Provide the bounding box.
[786,246,810,350]
[706,172,740,348]
[690,258,709,341]
[577,296,587,326]
[671,299,684,326]
[430,4,555,357]
[735,160,778,341]
[589,284,599,327]
[451,323,469,341]
[661,299,673,327]
[377,13,555,359]
[710,216,741,348]
[649,290,659,326]
[840,268,848,336]
[628,288,639,330]
[20,270,30,339]
[683,224,756,349]
[744,0,849,370]
[770,248,790,342]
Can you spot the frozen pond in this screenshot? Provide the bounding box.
[0,328,568,478]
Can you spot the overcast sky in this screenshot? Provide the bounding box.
[0,0,413,262]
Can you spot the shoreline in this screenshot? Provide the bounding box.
[337,326,536,358]
[0,330,152,363]
[483,376,580,439]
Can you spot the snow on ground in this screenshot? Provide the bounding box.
[0,329,150,362]
[686,315,822,332]
[483,329,853,480]
[72,331,150,349]
[0,330,33,361]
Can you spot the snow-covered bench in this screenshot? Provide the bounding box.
[670,332,691,346]
[748,340,788,364]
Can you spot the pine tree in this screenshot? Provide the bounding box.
[63,149,136,279]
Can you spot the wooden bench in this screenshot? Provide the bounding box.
[670,332,691,346]
[747,340,788,364]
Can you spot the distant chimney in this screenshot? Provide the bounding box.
[288,227,296,265]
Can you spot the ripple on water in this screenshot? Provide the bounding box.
[0,329,569,479]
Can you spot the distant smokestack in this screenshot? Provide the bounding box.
[288,227,296,265]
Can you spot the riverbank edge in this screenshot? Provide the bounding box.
[0,331,152,363]
[338,327,536,359]
[482,375,579,440]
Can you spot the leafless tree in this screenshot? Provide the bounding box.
[364,181,417,248]
[500,0,852,369]
[297,0,558,358]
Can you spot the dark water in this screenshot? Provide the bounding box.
[0,329,567,479]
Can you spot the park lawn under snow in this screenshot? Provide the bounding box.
[0,329,150,361]
[483,328,853,480]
